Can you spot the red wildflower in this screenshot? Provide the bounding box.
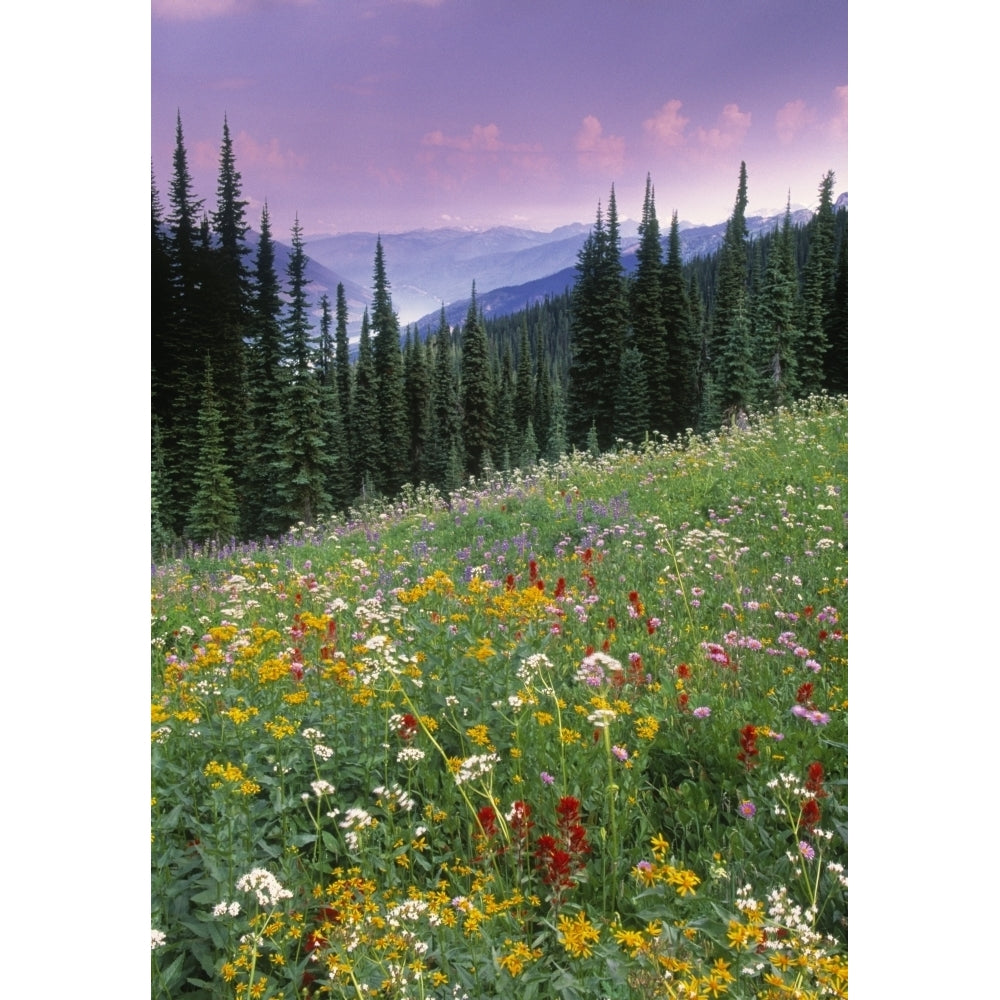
[397,713,419,740]
[805,761,828,798]
[818,629,828,641]
[796,682,814,706]
[678,692,689,711]
[737,724,759,769]
[582,547,593,564]
[601,639,611,652]
[676,663,691,679]
[584,572,597,590]
[606,615,617,631]
[506,573,516,591]
[801,797,821,831]
[529,560,538,581]
[477,805,498,838]
[803,605,814,617]
[554,577,566,598]
[556,796,581,822]
[535,578,545,591]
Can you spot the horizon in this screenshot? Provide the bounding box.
[152,0,847,244]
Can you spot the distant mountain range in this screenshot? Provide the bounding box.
[261,193,844,339]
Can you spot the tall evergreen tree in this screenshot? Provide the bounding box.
[185,356,240,544]
[514,319,535,455]
[662,211,700,435]
[370,237,410,494]
[269,217,331,528]
[351,309,382,500]
[533,355,553,461]
[630,175,670,433]
[706,161,754,416]
[317,294,352,511]
[494,344,517,470]
[151,167,176,431]
[242,202,288,536]
[334,282,352,445]
[754,200,801,408]
[427,309,463,492]
[799,170,836,396]
[823,219,848,395]
[460,286,495,477]
[615,344,650,446]
[567,187,627,449]
[404,328,432,485]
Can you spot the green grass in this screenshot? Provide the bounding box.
[152,395,847,999]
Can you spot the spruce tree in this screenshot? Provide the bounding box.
[317,294,352,511]
[514,318,535,449]
[459,286,495,477]
[404,328,432,485]
[662,211,700,435]
[370,238,410,494]
[630,175,670,433]
[567,188,627,450]
[799,170,836,396]
[615,343,649,446]
[494,344,517,470]
[427,309,463,491]
[351,309,383,501]
[269,217,331,528]
[185,356,240,544]
[334,283,352,446]
[823,219,848,395]
[754,200,802,408]
[706,161,755,416]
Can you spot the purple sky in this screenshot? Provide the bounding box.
[152,0,846,240]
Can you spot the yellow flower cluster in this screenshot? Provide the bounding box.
[556,909,602,958]
[204,760,261,796]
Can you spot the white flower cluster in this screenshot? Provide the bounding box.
[586,708,618,729]
[373,782,416,812]
[338,807,377,850]
[397,747,426,765]
[212,900,242,918]
[235,868,293,908]
[310,779,336,798]
[151,928,167,950]
[516,653,554,687]
[454,753,500,786]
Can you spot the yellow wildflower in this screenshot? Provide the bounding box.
[556,910,601,959]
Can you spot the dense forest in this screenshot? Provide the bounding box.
[152,115,847,552]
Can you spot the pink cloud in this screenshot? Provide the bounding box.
[574,115,625,175]
[827,85,848,140]
[696,103,751,150]
[642,99,689,147]
[421,123,540,154]
[234,131,306,171]
[775,99,817,143]
[153,0,315,20]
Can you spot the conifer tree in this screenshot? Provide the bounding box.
[351,309,382,500]
[151,168,177,433]
[630,175,670,433]
[185,356,240,544]
[404,328,432,485]
[427,309,463,491]
[334,283,352,445]
[460,286,495,477]
[533,356,553,461]
[494,344,517,470]
[514,318,535,447]
[823,221,848,395]
[706,161,754,416]
[615,343,650,446]
[567,187,627,450]
[317,294,352,511]
[370,238,410,494]
[799,171,836,396]
[754,200,801,408]
[269,217,331,528]
[662,211,700,435]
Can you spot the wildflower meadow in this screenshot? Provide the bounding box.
[151,396,847,999]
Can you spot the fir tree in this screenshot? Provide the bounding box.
[350,309,382,500]
[630,175,670,433]
[269,217,331,528]
[799,170,836,396]
[427,309,463,491]
[706,161,754,416]
[185,356,239,544]
[662,211,700,435]
[334,282,352,445]
[317,294,352,511]
[514,318,535,446]
[615,343,650,446]
[404,328,432,485]
[567,188,627,450]
[460,286,495,477]
[370,238,410,494]
[494,343,517,470]
[823,220,848,395]
[754,200,801,407]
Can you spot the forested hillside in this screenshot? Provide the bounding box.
[152,115,847,553]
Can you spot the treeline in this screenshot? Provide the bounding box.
[152,115,846,551]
